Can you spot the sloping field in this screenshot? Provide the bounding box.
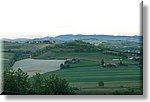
[12,59,65,77]
[43,63,142,94]
[44,65,142,82]
[33,44,50,49]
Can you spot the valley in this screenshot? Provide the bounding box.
[1,34,143,95]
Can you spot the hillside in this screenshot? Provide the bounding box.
[2,38,143,95]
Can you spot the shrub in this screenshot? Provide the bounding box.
[60,63,65,69]
[120,85,124,88]
[66,64,70,68]
[98,81,104,87]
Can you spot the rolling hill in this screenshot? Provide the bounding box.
[2,34,142,43]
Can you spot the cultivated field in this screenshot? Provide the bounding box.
[44,62,142,94]
[12,59,65,77]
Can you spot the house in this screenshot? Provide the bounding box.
[134,56,142,60]
[112,58,122,61]
[103,61,119,67]
[127,56,142,60]
[65,58,79,64]
[128,56,134,60]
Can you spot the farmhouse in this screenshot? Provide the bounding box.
[127,56,134,60]
[112,58,122,61]
[65,58,79,64]
[134,56,142,60]
[103,61,119,67]
[127,56,142,60]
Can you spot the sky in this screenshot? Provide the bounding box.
[0,0,141,39]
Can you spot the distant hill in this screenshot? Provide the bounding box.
[2,38,31,42]
[2,34,142,42]
[32,36,63,42]
[55,34,142,42]
[2,37,62,43]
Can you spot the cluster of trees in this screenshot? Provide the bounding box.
[102,50,127,58]
[3,69,75,95]
[60,63,70,69]
[64,40,102,52]
[27,40,55,44]
[50,40,102,53]
[32,45,54,57]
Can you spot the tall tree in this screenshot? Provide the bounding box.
[101,59,104,66]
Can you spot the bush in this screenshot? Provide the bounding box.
[120,85,124,88]
[113,87,135,95]
[60,63,65,69]
[66,64,70,68]
[98,81,104,87]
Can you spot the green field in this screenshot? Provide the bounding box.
[3,53,15,59]
[44,65,142,82]
[3,42,39,52]
[31,41,142,94]
[43,59,142,94]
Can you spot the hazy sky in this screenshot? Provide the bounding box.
[0,0,141,38]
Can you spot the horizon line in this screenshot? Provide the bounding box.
[1,34,141,39]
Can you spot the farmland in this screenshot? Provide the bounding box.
[12,59,65,77]
[2,36,143,95]
[3,53,15,59]
[43,60,142,94]
[2,42,51,70]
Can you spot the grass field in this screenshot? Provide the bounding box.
[32,45,142,94]
[3,53,15,59]
[43,59,142,94]
[37,52,120,61]
[44,64,142,82]
[36,51,139,65]
[3,42,44,53]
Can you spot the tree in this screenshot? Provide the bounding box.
[3,68,30,95]
[101,59,104,66]
[30,73,46,94]
[66,64,70,68]
[30,74,75,95]
[98,81,104,87]
[44,74,74,95]
[119,61,123,65]
[3,69,75,95]
[60,63,65,69]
